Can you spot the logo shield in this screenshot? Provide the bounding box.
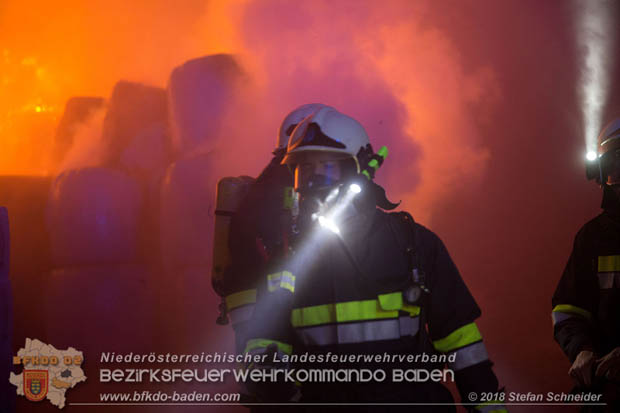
[24,370,48,402]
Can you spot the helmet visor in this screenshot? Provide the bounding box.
[289,122,346,153]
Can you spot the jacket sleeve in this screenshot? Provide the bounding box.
[220,202,264,355]
[239,268,298,402]
[222,155,292,354]
[244,269,297,355]
[222,263,259,355]
[552,227,598,361]
[420,226,505,412]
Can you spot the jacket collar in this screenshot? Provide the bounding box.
[601,184,620,219]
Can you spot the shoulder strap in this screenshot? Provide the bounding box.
[387,211,431,292]
[387,211,415,250]
[390,211,434,350]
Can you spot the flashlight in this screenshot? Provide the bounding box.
[314,183,363,235]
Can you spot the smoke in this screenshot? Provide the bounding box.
[57,108,108,172]
[0,0,499,224]
[364,17,498,219]
[575,0,617,153]
[223,0,498,223]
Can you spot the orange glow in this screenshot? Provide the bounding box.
[0,0,244,176]
[0,0,496,224]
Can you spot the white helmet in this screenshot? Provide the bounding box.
[282,106,371,171]
[276,103,330,149]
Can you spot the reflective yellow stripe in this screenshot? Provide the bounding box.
[267,271,295,293]
[552,304,592,320]
[433,323,482,353]
[279,281,295,293]
[267,272,287,281]
[338,299,394,322]
[225,289,256,310]
[291,293,420,328]
[598,255,620,272]
[292,303,335,327]
[377,292,402,310]
[476,401,508,413]
[244,338,292,355]
[401,304,420,316]
[283,187,294,210]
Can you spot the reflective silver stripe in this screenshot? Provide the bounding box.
[598,272,620,289]
[398,315,417,337]
[551,311,576,325]
[229,305,254,325]
[448,341,489,371]
[476,403,507,413]
[296,316,419,346]
[298,324,336,346]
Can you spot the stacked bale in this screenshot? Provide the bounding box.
[160,54,243,350]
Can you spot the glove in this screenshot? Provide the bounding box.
[596,347,620,381]
[244,344,301,403]
[569,350,596,387]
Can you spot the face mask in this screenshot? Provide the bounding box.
[295,178,369,236]
[297,173,340,197]
[295,167,344,222]
[296,182,341,232]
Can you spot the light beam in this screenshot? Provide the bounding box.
[576,0,616,155]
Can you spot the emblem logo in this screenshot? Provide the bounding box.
[24,370,48,402]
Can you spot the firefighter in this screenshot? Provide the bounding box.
[243,106,506,412]
[217,103,331,352]
[552,118,620,411]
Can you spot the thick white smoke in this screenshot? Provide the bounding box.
[576,0,616,155]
